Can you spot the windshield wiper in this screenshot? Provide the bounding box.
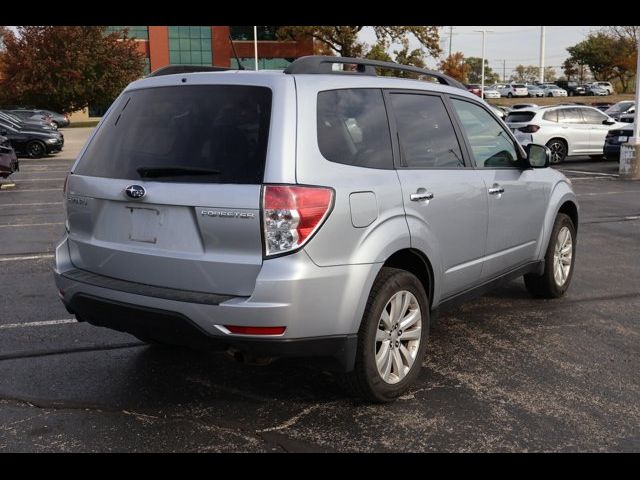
[137,166,222,178]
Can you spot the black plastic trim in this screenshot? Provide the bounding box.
[432,261,543,320]
[61,268,237,305]
[67,294,358,372]
[147,65,232,77]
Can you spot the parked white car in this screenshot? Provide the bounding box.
[540,85,568,97]
[505,104,623,163]
[590,81,614,94]
[584,84,608,96]
[482,86,501,99]
[498,83,528,98]
[619,113,635,124]
[526,85,545,97]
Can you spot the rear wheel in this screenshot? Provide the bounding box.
[524,213,576,298]
[546,138,568,164]
[26,140,45,158]
[342,267,430,403]
[507,92,513,98]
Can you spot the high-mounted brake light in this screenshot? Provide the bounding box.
[262,185,334,257]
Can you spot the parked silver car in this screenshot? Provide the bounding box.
[54,56,579,402]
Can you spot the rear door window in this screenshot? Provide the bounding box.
[557,108,583,124]
[75,85,272,184]
[389,93,465,169]
[316,89,393,169]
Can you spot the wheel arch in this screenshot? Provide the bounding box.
[536,182,579,259]
[382,248,434,310]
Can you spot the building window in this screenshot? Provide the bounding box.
[231,57,295,70]
[105,26,149,40]
[230,26,279,41]
[168,26,212,65]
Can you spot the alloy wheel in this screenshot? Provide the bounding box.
[548,141,566,164]
[553,226,573,286]
[375,290,422,384]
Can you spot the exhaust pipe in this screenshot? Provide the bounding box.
[226,347,274,366]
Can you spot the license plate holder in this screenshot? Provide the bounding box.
[128,206,161,244]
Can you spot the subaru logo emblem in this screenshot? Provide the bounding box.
[125,185,146,199]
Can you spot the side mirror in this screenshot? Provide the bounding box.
[526,143,550,168]
[603,119,615,125]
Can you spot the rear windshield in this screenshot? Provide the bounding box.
[514,84,526,88]
[505,112,536,123]
[75,85,272,184]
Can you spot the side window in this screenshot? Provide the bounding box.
[558,108,583,124]
[389,93,464,169]
[317,89,393,169]
[450,98,521,169]
[543,110,558,122]
[580,108,607,124]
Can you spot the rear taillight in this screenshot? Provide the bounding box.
[518,125,540,133]
[262,185,334,257]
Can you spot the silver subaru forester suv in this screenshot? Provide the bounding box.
[54,57,578,402]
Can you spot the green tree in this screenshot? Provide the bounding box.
[465,57,499,84]
[277,26,441,59]
[438,52,470,83]
[0,26,145,112]
[566,32,637,92]
[365,39,427,77]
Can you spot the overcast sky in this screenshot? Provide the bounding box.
[360,26,601,79]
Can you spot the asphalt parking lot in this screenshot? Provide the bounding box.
[1,128,639,452]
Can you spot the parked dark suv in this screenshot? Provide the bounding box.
[555,81,586,97]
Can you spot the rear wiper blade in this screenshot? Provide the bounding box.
[137,166,222,178]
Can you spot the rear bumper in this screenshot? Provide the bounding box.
[54,235,381,371]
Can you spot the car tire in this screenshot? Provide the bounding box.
[26,140,46,159]
[546,138,568,164]
[507,92,513,98]
[524,213,576,299]
[341,267,430,403]
[52,121,60,129]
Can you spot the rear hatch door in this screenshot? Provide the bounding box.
[67,83,273,296]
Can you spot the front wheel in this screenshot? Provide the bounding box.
[342,267,430,403]
[524,213,576,298]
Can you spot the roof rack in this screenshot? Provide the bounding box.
[147,65,232,78]
[283,56,466,90]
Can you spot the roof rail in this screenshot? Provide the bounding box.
[147,65,232,78]
[283,56,466,90]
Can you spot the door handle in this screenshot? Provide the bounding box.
[488,186,505,195]
[410,192,434,202]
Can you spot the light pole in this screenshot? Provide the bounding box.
[473,30,494,100]
[253,26,259,70]
[539,26,546,84]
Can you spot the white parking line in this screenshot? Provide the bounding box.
[577,191,640,197]
[1,202,62,207]
[0,319,77,330]
[0,222,63,228]
[568,176,616,180]
[0,254,54,262]
[11,178,66,182]
[0,188,61,193]
[561,169,619,177]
